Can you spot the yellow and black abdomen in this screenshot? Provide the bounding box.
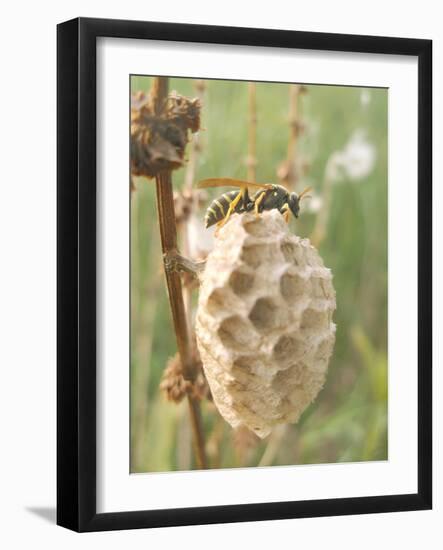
[205,190,242,228]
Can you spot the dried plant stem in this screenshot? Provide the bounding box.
[176,403,192,471]
[286,84,301,189]
[152,77,208,469]
[310,164,334,248]
[155,173,192,369]
[247,82,257,182]
[206,416,226,470]
[156,170,208,469]
[258,425,287,467]
[287,85,299,158]
[184,79,206,191]
[151,77,168,114]
[163,251,205,278]
[182,79,206,321]
[181,241,192,323]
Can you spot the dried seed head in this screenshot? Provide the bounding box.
[195,210,336,438]
[130,90,201,178]
[166,92,201,133]
[173,189,207,226]
[160,348,210,404]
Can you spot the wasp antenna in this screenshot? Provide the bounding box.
[298,186,313,201]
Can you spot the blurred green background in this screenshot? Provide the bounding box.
[130,76,388,473]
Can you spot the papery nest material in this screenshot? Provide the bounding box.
[130,90,201,178]
[195,210,336,438]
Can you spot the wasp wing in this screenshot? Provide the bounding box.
[197,178,272,190]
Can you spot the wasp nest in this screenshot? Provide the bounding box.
[195,210,336,438]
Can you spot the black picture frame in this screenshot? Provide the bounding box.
[57,17,432,532]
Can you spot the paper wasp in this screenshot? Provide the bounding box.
[197,178,312,229]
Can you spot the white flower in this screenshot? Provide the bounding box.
[326,130,376,183]
[360,89,372,109]
[305,193,323,214]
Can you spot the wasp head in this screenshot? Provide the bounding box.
[288,187,312,218]
[288,193,300,218]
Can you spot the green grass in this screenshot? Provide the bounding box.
[130,76,388,472]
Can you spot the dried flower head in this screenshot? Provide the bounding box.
[160,347,210,404]
[166,92,201,133]
[130,90,201,178]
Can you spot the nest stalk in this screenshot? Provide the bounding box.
[247,82,257,182]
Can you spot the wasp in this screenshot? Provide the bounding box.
[197,177,312,229]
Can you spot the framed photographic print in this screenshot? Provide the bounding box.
[57,17,432,532]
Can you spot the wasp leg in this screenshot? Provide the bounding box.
[281,203,290,223]
[217,187,245,230]
[254,191,266,217]
[214,220,224,238]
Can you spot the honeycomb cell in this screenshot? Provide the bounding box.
[232,355,258,371]
[300,308,328,330]
[229,270,255,296]
[249,297,279,330]
[280,271,309,302]
[243,218,270,237]
[272,363,305,393]
[273,335,307,364]
[207,288,227,314]
[280,240,297,263]
[218,315,254,351]
[241,244,268,268]
[311,277,334,299]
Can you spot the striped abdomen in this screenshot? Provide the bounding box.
[205,190,243,228]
